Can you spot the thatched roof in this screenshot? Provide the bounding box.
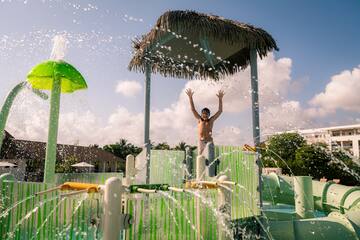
[129,10,278,80]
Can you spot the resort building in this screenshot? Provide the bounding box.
[0,131,123,181]
[281,124,360,158]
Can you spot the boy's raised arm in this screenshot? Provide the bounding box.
[186,88,201,119]
[211,90,224,121]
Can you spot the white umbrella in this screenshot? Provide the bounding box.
[0,162,17,167]
[71,162,94,168]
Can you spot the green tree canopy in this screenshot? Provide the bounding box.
[153,142,171,150]
[173,141,188,151]
[55,156,78,173]
[103,139,142,162]
[262,132,306,174]
[328,150,360,185]
[294,144,331,178]
[262,132,360,185]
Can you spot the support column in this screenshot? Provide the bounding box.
[125,155,135,186]
[44,76,61,183]
[184,147,193,180]
[294,176,314,219]
[196,155,206,181]
[250,49,263,208]
[124,155,135,240]
[144,64,151,184]
[143,64,152,240]
[103,177,124,240]
[196,155,206,240]
[217,175,232,240]
[352,139,359,158]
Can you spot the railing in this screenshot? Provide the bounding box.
[54,172,123,185]
[0,180,103,240]
[125,193,218,240]
[194,146,259,219]
[125,146,259,239]
[0,147,258,240]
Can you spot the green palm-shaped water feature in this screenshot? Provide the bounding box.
[27,60,87,183]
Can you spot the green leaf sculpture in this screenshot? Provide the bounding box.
[27,60,87,183]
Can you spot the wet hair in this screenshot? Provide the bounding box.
[201,108,210,116]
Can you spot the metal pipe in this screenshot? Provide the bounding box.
[144,64,151,184]
[219,180,236,186]
[168,187,185,192]
[250,48,263,210]
[35,186,61,196]
[136,188,157,194]
[198,180,218,186]
[60,189,88,198]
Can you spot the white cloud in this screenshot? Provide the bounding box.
[115,80,142,97]
[261,101,311,137]
[6,53,314,147]
[309,65,360,115]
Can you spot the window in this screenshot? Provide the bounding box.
[343,141,353,154]
[346,131,352,136]
[343,141,353,148]
[331,141,341,150]
[342,130,355,136]
[332,131,341,136]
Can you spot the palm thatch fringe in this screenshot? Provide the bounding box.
[129,10,278,80]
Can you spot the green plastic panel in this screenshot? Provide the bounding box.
[125,147,259,239]
[0,180,103,240]
[54,172,123,185]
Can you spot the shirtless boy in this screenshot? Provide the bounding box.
[185,88,224,155]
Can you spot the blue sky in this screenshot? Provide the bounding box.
[0,0,359,146]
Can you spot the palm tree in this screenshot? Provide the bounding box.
[174,141,188,151]
[153,142,171,150]
[103,138,142,160]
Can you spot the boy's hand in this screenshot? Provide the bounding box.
[186,88,194,98]
[216,90,225,99]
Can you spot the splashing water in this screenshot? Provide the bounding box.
[55,193,89,238]
[5,195,63,239]
[185,189,235,240]
[29,197,68,240]
[0,195,36,219]
[158,191,205,240]
[50,34,68,61]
